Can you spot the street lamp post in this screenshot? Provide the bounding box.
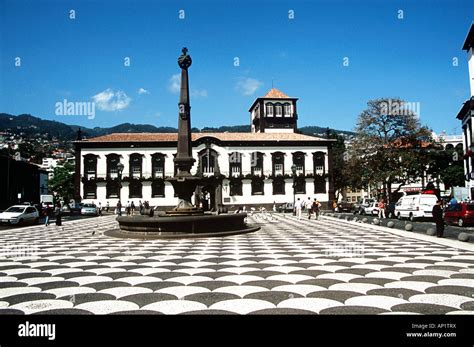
[291,164,297,216]
[117,162,124,202]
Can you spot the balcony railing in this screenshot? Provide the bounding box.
[202,166,215,176]
[314,166,324,175]
[230,166,241,177]
[252,167,263,176]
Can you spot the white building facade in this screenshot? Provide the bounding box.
[74,89,335,210]
[457,24,474,199]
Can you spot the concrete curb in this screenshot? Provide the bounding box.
[319,215,474,252]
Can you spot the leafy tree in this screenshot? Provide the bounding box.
[48,161,75,205]
[328,132,363,200]
[426,145,465,190]
[351,98,433,202]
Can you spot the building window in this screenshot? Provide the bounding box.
[284,104,292,117]
[230,180,243,196]
[266,104,274,117]
[83,182,97,199]
[295,177,306,194]
[313,152,325,175]
[106,181,120,198]
[251,178,264,195]
[130,154,142,179]
[272,152,285,176]
[129,181,142,198]
[314,175,326,193]
[272,177,285,195]
[229,152,242,177]
[275,104,282,117]
[83,154,97,180]
[152,153,165,178]
[152,180,165,197]
[106,154,120,179]
[199,148,218,175]
[251,152,264,176]
[293,152,305,175]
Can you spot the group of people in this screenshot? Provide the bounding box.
[294,197,322,220]
[115,200,151,216]
[43,202,62,227]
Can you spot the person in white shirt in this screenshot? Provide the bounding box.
[296,198,302,219]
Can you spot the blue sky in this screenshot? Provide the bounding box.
[0,0,473,133]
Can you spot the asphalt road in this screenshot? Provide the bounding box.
[330,211,474,242]
[0,213,104,231]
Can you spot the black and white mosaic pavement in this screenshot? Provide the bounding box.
[1,214,474,315]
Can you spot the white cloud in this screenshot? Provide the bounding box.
[168,74,180,93]
[137,88,149,95]
[92,89,131,111]
[191,89,208,98]
[236,77,263,96]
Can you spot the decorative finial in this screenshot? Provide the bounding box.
[178,47,192,69]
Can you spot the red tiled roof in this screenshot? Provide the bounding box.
[263,88,290,99]
[81,132,328,143]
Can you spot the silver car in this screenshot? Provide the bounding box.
[81,203,99,216]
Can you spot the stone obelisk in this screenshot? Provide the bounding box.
[167,48,203,215]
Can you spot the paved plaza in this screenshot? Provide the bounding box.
[0,214,474,315]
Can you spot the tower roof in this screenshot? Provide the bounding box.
[263,88,290,99]
[248,88,298,112]
[462,23,474,51]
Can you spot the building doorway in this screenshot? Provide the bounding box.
[201,185,216,211]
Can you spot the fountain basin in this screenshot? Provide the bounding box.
[106,213,259,239]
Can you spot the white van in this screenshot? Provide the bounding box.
[395,194,438,221]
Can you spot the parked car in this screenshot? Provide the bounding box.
[444,202,474,227]
[278,202,294,213]
[81,203,99,216]
[356,198,376,215]
[395,194,438,221]
[363,202,380,216]
[0,205,39,226]
[64,203,84,214]
[337,200,354,213]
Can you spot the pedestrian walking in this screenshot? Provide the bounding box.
[139,200,144,215]
[378,199,386,219]
[313,199,321,220]
[98,202,102,216]
[296,198,302,220]
[117,200,122,216]
[106,201,110,212]
[126,201,131,216]
[306,197,313,219]
[432,199,444,238]
[131,201,135,215]
[332,200,337,213]
[44,203,50,227]
[54,203,62,226]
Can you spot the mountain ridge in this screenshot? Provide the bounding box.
[0,113,355,140]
